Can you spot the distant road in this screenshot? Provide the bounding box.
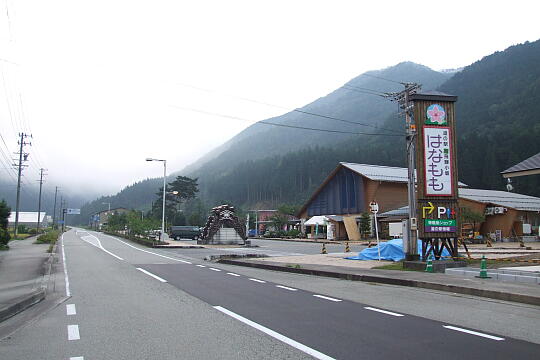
[2,229,539,359]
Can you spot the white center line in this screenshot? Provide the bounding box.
[66,304,76,316]
[61,234,71,297]
[276,285,297,291]
[313,294,342,302]
[196,264,206,267]
[214,306,335,360]
[226,272,241,277]
[136,268,167,282]
[364,307,404,317]
[209,268,222,272]
[443,325,505,341]
[67,325,80,340]
[249,278,266,283]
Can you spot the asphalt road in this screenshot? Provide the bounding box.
[2,229,539,360]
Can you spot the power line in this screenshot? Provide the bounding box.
[359,72,405,85]
[170,105,403,137]
[174,82,403,134]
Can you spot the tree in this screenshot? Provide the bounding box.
[151,176,199,225]
[359,212,371,239]
[269,212,288,233]
[0,200,11,247]
[460,207,485,234]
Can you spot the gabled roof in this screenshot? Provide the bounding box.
[8,212,46,223]
[297,162,467,217]
[459,188,540,212]
[341,163,410,183]
[501,152,540,178]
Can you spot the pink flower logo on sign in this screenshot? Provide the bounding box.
[426,104,446,125]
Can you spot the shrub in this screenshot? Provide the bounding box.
[17,224,29,234]
[36,230,60,244]
[287,229,300,238]
[0,228,10,248]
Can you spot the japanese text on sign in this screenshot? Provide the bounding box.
[424,126,453,196]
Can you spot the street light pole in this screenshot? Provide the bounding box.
[146,158,167,242]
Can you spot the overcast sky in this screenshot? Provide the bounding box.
[1,0,539,199]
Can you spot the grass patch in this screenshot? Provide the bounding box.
[372,261,423,271]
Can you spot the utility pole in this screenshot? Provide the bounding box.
[52,187,59,229]
[61,199,66,232]
[36,168,47,233]
[13,132,31,238]
[386,83,421,260]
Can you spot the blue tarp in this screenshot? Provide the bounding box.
[345,239,450,262]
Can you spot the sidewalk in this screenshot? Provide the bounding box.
[217,255,540,306]
[0,237,52,322]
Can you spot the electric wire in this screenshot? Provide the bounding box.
[170,105,404,137]
[175,82,403,134]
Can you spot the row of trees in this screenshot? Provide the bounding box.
[0,200,11,248]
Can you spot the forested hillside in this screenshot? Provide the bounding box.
[78,39,540,223]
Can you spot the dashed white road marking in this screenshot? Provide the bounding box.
[70,357,84,360]
[443,326,505,341]
[136,268,167,282]
[61,234,71,297]
[209,268,222,272]
[227,272,241,277]
[276,285,297,291]
[313,294,342,302]
[248,278,266,283]
[364,307,404,317]
[66,304,76,316]
[67,325,80,340]
[214,306,335,360]
[196,264,206,267]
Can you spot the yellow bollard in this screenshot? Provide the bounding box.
[321,243,327,254]
[345,242,350,252]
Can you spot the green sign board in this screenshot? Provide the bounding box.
[424,219,456,227]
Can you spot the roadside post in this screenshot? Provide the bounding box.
[370,201,380,261]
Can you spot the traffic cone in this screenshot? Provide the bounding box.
[425,254,434,273]
[345,242,350,252]
[321,243,327,254]
[476,256,491,279]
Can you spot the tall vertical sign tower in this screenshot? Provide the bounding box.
[410,91,459,259]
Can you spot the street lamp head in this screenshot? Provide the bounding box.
[145,158,154,162]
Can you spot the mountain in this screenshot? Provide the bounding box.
[186,62,450,177]
[76,62,451,221]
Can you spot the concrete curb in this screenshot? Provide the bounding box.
[218,259,540,306]
[0,289,46,323]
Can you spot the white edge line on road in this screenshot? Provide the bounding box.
[61,234,71,297]
[104,234,192,263]
[209,268,222,272]
[364,307,404,317]
[214,306,335,360]
[66,304,76,316]
[313,294,342,302]
[79,234,124,261]
[136,268,167,283]
[67,324,80,340]
[276,285,297,291]
[443,325,505,341]
[248,278,266,283]
[226,272,241,277]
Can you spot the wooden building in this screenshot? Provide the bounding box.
[298,163,421,241]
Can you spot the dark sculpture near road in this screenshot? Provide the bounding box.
[200,204,247,244]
